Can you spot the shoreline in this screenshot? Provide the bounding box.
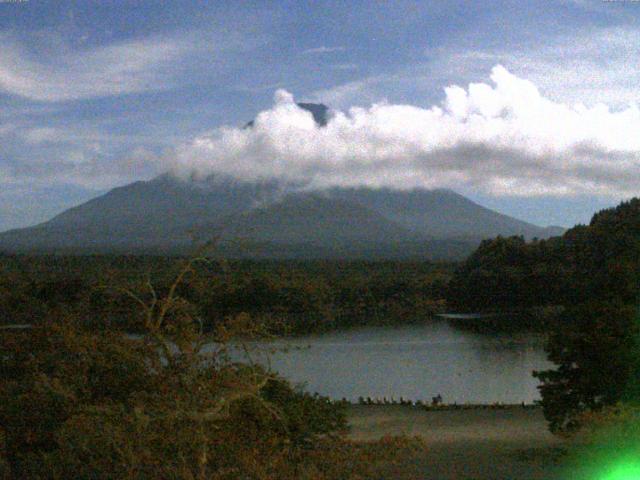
[343,399,540,409]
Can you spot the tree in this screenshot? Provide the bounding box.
[533,301,639,434]
[0,253,348,479]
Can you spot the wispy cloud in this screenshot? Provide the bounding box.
[330,63,359,71]
[0,30,246,102]
[4,144,165,189]
[21,127,66,145]
[170,66,640,198]
[0,34,185,101]
[0,118,169,189]
[301,46,346,55]
[308,73,395,108]
[0,182,102,231]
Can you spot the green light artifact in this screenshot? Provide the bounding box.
[600,460,640,480]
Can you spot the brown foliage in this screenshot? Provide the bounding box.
[0,254,357,479]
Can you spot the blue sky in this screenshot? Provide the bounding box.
[1,0,639,230]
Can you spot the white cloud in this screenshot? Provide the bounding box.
[432,27,640,109]
[301,46,346,55]
[0,30,242,102]
[170,66,640,197]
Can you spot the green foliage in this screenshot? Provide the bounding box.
[0,322,159,477]
[448,198,640,316]
[447,235,569,316]
[259,378,348,446]
[533,301,639,434]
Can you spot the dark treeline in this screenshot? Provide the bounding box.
[0,256,452,335]
[447,198,640,319]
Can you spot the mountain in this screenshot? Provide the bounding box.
[0,103,565,259]
[325,187,564,240]
[0,176,564,259]
[0,174,289,251]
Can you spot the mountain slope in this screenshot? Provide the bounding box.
[0,174,563,258]
[326,187,562,240]
[0,174,289,250]
[201,193,424,245]
[0,102,564,259]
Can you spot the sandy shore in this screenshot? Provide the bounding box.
[347,405,566,479]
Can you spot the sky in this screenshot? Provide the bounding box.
[1,0,640,230]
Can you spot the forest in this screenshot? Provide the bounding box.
[0,256,452,335]
[447,199,640,327]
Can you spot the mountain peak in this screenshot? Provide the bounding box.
[244,102,329,128]
[295,103,329,126]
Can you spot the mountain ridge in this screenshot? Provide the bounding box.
[0,174,564,259]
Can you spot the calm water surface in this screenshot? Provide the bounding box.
[233,322,551,404]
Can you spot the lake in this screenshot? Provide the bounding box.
[222,321,552,404]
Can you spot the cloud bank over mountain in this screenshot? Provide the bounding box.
[171,66,640,197]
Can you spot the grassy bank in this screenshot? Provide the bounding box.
[347,405,566,480]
